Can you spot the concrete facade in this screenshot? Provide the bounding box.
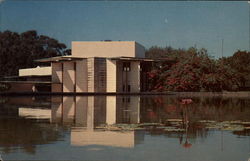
[20,41,156,93]
[106,59,117,92]
[11,41,149,93]
[72,41,145,58]
[63,62,75,93]
[51,63,62,83]
[48,41,148,93]
[1,66,52,92]
[76,60,88,92]
[19,66,51,77]
[6,41,156,93]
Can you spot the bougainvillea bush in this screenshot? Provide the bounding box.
[147,48,240,92]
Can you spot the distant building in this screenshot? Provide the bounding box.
[35,41,155,93]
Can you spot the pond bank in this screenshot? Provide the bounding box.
[0,92,173,96]
[0,91,250,97]
[173,91,250,98]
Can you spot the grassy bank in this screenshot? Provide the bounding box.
[172,91,250,98]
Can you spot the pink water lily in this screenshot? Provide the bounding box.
[180,99,193,105]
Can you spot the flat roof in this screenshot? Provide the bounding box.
[109,56,173,62]
[35,56,85,63]
[71,41,144,47]
[72,40,141,43]
[0,81,51,84]
[35,56,173,63]
[3,75,51,79]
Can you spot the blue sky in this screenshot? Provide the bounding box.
[0,0,249,58]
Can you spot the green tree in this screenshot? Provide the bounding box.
[200,62,239,91]
[223,50,250,88]
[0,30,70,77]
[145,45,198,62]
[148,48,239,92]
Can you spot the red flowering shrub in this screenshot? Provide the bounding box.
[147,49,240,92]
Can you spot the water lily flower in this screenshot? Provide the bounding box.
[180,99,193,105]
[183,141,192,148]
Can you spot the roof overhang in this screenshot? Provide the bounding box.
[3,75,51,79]
[35,56,174,63]
[0,81,51,84]
[19,75,51,78]
[109,57,172,62]
[35,56,86,63]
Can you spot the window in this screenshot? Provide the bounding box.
[123,62,131,72]
[127,85,131,92]
[122,84,131,92]
[122,97,130,103]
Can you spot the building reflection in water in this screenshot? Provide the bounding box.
[51,96,144,148]
[0,98,63,154]
[18,108,52,121]
[13,95,250,150]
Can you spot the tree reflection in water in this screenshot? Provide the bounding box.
[0,102,67,154]
[140,96,250,147]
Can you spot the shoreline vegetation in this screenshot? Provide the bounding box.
[92,121,250,132]
[146,47,250,92]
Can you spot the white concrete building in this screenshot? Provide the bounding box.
[37,41,154,93]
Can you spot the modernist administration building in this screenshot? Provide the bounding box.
[17,41,154,93]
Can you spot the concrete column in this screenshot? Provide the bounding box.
[94,58,106,92]
[87,58,95,92]
[63,62,75,93]
[129,61,140,92]
[52,63,63,83]
[52,63,63,92]
[76,60,88,92]
[116,61,123,92]
[106,60,117,92]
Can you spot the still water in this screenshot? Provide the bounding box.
[0,96,249,161]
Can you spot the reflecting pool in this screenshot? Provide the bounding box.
[0,96,249,161]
